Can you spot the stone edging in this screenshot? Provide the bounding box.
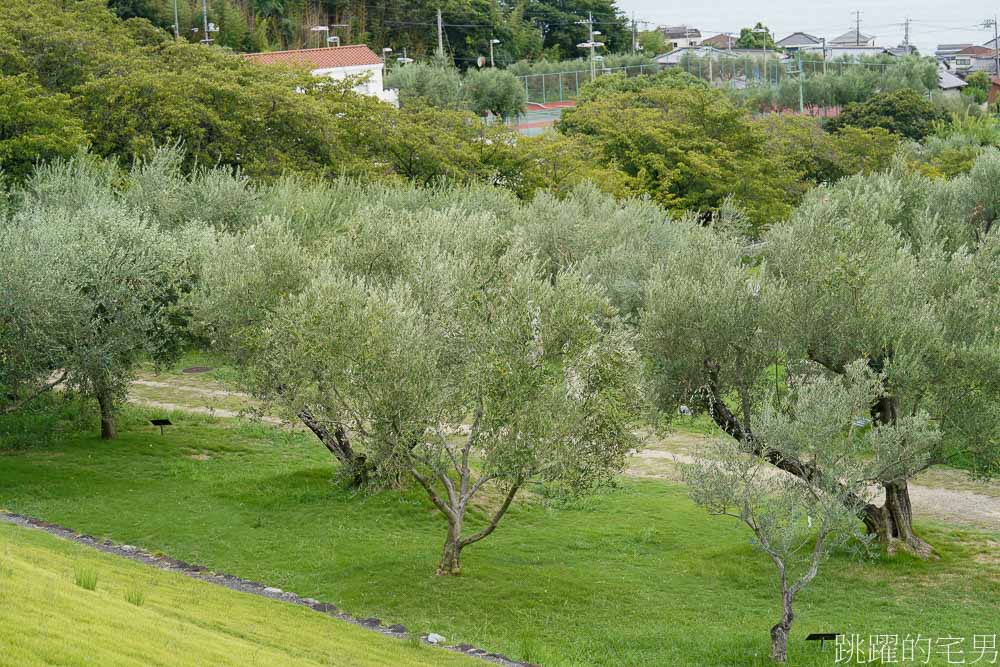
[0,511,535,667]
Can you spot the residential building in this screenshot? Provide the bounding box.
[701,33,737,50]
[659,26,702,49]
[937,65,968,97]
[829,29,876,47]
[244,44,398,106]
[775,32,823,51]
[886,44,918,57]
[653,46,787,66]
[935,43,973,67]
[953,46,998,74]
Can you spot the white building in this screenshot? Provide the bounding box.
[659,26,702,50]
[244,44,398,106]
[829,29,876,47]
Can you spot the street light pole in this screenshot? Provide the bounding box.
[201,0,209,44]
[489,38,500,67]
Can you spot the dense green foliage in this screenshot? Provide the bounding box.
[106,0,628,63]
[0,75,87,179]
[387,62,526,118]
[560,74,796,226]
[828,88,947,140]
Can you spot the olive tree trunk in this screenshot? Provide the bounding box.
[863,396,935,557]
[297,407,371,486]
[438,516,464,576]
[97,388,116,440]
[769,589,794,662]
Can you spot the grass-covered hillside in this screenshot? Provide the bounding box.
[0,520,473,666]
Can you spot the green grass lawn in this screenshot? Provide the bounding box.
[1,406,997,666]
[0,521,473,666]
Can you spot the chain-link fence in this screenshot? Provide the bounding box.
[518,63,659,104]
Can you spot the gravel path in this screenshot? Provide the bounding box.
[631,448,1000,531]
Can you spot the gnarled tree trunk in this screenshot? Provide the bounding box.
[862,481,934,557]
[864,396,935,558]
[437,517,464,576]
[769,590,794,662]
[297,407,371,486]
[97,388,116,440]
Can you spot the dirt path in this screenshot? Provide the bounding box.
[132,379,251,399]
[127,398,283,425]
[128,376,1000,532]
[630,440,1000,531]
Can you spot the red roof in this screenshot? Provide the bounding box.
[244,45,383,69]
[957,45,995,56]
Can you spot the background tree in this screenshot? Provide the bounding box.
[636,30,666,55]
[560,82,795,228]
[827,89,946,141]
[463,67,526,119]
[735,22,775,49]
[962,71,991,105]
[0,74,88,181]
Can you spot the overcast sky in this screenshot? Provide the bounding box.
[613,0,1000,54]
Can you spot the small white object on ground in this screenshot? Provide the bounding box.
[426,633,446,645]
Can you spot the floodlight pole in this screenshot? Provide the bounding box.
[201,0,210,44]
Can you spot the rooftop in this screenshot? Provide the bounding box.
[243,44,384,69]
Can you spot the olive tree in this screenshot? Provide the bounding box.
[763,160,1000,554]
[639,202,992,557]
[0,165,190,437]
[197,209,643,575]
[685,362,936,661]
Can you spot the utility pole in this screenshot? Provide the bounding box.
[797,50,804,113]
[172,0,180,40]
[821,37,827,74]
[631,12,636,54]
[437,8,444,57]
[986,17,1000,75]
[852,10,862,46]
[576,12,602,82]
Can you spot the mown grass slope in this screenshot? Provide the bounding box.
[1,404,997,666]
[0,522,474,667]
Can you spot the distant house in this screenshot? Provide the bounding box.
[659,26,702,49]
[825,45,890,59]
[829,29,876,47]
[701,33,737,50]
[886,44,918,57]
[775,32,823,51]
[654,46,787,66]
[953,46,998,74]
[935,43,973,67]
[937,65,968,97]
[244,44,398,106]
